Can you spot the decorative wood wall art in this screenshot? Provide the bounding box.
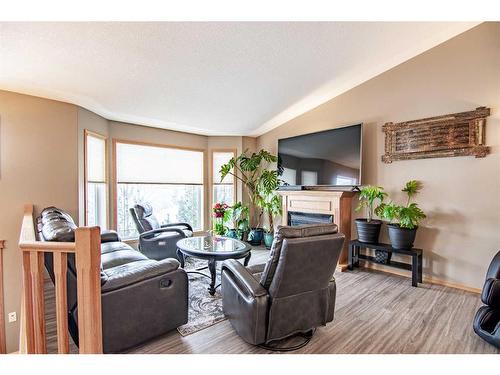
[382,107,491,163]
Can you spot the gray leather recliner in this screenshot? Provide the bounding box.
[473,250,500,349]
[221,223,345,346]
[130,203,193,261]
[38,206,188,353]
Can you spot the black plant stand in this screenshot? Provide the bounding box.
[348,240,423,287]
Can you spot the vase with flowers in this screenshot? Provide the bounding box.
[212,202,229,236]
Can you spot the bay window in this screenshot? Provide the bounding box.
[115,141,204,239]
[212,150,236,206]
[84,130,108,229]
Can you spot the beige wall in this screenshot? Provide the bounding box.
[0,90,79,353]
[257,22,500,290]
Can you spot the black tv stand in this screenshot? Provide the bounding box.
[277,185,304,191]
[301,185,360,192]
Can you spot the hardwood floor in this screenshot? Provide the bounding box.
[44,248,499,354]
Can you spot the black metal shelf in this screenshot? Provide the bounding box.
[348,240,423,287]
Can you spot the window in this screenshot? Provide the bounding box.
[335,175,357,186]
[281,167,297,185]
[301,170,318,185]
[115,141,204,239]
[84,130,108,229]
[212,150,236,206]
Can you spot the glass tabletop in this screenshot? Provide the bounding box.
[177,236,251,257]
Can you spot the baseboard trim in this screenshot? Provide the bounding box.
[358,261,481,294]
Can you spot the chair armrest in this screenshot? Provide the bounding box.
[102,258,181,292]
[100,230,121,243]
[221,259,267,298]
[161,222,193,232]
[482,278,500,309]
[139,227,186,241]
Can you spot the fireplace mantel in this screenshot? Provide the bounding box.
[277,189,357,271]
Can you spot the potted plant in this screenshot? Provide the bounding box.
[212,202,230,236]
[376,180,426,249]
[259,191,282,249]
[220,149,281,246]
[226,202,249,240]
[355,185,387,244]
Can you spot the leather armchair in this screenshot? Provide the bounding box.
[473,250,500,349]
[221,223,344,346]
[129,203,193,261]
[38,206,188,353]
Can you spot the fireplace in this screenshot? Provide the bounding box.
[277,189,356,271]
[288,211,333,226]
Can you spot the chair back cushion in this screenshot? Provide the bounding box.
[38,206,77,242]
[132,203,160,232]
[259,223,338,289]
[481,250,500,307]
[485,251,500,280]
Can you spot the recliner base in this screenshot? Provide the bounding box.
[258,329,316,352]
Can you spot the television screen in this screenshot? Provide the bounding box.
[278,124,362,187]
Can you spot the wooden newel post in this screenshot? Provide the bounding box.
[75,227,103,354]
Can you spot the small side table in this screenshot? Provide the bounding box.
[348,240,423,287]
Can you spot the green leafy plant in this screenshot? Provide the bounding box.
[220,149,282,227]
[375,180,426,229]
[355,185,387,222]
[258,191,282,233]
[228,202,249,232]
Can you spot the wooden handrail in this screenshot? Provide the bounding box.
[18,204,103,354]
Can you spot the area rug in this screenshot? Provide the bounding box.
[177,257,226,336]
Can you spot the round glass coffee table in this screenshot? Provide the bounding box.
[176,236,252,295]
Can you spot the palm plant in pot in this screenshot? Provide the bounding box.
[220,149,281,246]
[355,185,387,244]
[376,180,426,250]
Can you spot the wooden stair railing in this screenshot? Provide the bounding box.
[18,204,103,354]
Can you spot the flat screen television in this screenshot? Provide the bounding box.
[278,124,362,188]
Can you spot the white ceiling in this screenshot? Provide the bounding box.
[0,22,478,136]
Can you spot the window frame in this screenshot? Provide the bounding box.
[112,138,206,236]
[211,148,237,207]
[84,129,108,227]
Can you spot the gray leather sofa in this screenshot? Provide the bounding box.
[37,206,188,353]
[130,203,193,261]
[221,223,345,346]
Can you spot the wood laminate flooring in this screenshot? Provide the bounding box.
[44,248,499,354]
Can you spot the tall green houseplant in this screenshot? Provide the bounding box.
[220,149,282,245]
[258,190,282,249]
